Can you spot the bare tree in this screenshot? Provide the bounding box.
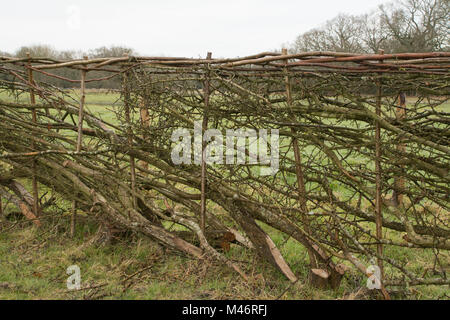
[88,46,136,58]
[293,14,366,53]
[360,12,390,53]
[380,0,449,52]
[15,45,59,59]
[291,0,449,53]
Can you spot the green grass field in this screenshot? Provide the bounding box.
[1,213,448,300]
[0,90,448,300]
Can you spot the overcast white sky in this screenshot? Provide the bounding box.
[1,0,390,58]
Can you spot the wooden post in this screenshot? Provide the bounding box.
[200,52,212,234]
[139,95,150,171]
[374,49,390,300]
[282,48,318,270]
[71,56,88,237]
[26,53,40,218]
[123,55,137,209]
[76,57,87,152]
[393,93,406,207]
[282,49,308,214]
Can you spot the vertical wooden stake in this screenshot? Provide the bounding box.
[200,52,212,234]
[375,50,390,300]
[393,93,406,207]
[282,49,308,214]
[282,48,318,270]
[123,57,137,209]
[26,52,40,217]
[76,57,87,152]
[139,95,150,171]
[71,56,88,237]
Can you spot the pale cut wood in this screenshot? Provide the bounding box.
[200,52,212,234]
[71,56,88,238]
[26,52,40,218]
[0,185,41,226]
[392,92,407,207]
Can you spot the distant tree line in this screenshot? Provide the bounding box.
[1,0,448,89]
[290,0,449,53]
[1,46,135,89]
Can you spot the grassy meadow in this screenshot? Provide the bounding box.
[0,89,448,300]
